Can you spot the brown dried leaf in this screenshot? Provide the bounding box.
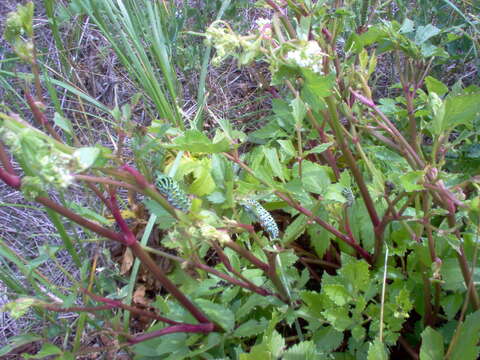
[120,247,134,275]
[133,285,149,306]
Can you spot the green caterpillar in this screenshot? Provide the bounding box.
[155,174,191,213]
[242,199,279,239]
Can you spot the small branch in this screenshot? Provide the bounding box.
[83,290,180,325]
[35,196,124,243]
[224,240,269,272]
[75,175,138,192]
[108,189,137,246]
[0,141,15,174]
[0,168,21,188]
[121,165,178,218]
[127,323,215,345]
[25,91,62,142]
[129,241,215,326]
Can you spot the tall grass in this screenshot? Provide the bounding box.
[78,0,184,128]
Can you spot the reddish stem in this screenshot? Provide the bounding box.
[127,323,215,345]
[25,92,62,142]
[0,141,15,174]
[0,168,21,188]
[83,289,180,325]
[109,189,137,246]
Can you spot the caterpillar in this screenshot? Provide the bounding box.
[342,187,354,207]
[155,174,191,213]
[241,199,279,239]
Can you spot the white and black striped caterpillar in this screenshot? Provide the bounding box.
[155,174,191,213]
[342,187,354,207]
[241,199,279,239]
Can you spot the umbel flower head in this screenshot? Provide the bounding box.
[285,40,326,74]
[0,124,77,196]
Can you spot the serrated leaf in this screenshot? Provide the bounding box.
[23,343,62,359]
[290,96,307,124]
[414,24,440,45]
[367,339,389,360]
[263,147,284,181]
[283,214,308,244]
[449,310,480,360]
[2,298,36,319]
[283,341,317,360]
[420,327,444,360]
[340,257,370,293]
[302,70,335,98]
[53,113,73,135]
[233,319,268,338]
[74,147,100,170]
[323,283,351,306]
[277,140,297,157]
[298,161,331,195]
[169,129,230,153]
[322,307,353,331]
[0,334,42,356]
[143,199,176,230]
[313,326,343,353]
[425,76,448,97]
[400,170,424,192]
[194,299,235,332]
[304,142,333,156]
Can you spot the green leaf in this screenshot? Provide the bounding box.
[340,256,370,294]
[53,113,73,135]
[449,310,480,360]
[143,199,176,230]
[322,307,353,331]
[73,147,101,170]
[323,283,351,306]
[194,299,235,332]
[399,18,415,34]
[23,343,62,359]
[420,327,444,360]
[233,319,268,338]
[283,341,317,360]
[0,334,42,356]
[169,129,230,153]
[414,24,440,45]
[304,142,333,156]
[283,214,308,244]
[277,140,297,157]
[313,326,343,353]
[442,93,480,130]
[188,159,215,196]
[367,339,389,360]
[425,76,448,97]
[290,96,307,124]
[297,161,331,195]
[2,297,36,319]
[400,170,424,192]
[263,147,284,181]
[302,71,335,98]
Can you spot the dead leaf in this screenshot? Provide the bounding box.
[120,247,134,274]
[133,285,149,306]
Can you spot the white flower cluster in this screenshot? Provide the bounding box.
[38,151,74,188]
[256,18,272,37]
[285,41,325,74]
[0,125,75,190]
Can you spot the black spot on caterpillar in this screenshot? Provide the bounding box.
[242,199,279,239]
[155,174,191,213]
